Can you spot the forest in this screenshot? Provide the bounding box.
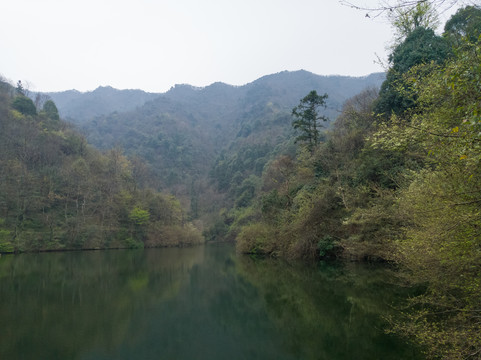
[1,2,481,359]
[0,80,204,252]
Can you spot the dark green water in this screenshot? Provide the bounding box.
[0,244,421,360]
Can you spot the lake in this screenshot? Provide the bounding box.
[0,244,421,359]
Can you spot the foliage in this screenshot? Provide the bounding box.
[374,38,481,359]
[234,85,403,260]
[375,27,451,117]
[340,0,460,19]
[42,100,60,120]
[0,82,202,253]
[236,222,278,256]
[147,224,204,247]
[0,222,14,253]
[49,72,384,228]
[16,80,25,95]
[129,206,150,225]
[46,86,159,122]
[444,5,481,45]
[12,95,37,116]
[388,1,440,46]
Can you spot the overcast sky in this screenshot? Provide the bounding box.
[0,0,461,93]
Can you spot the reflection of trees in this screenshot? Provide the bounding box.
[0,247,204,360]
[235,257,421,360]
[0,246,420,360]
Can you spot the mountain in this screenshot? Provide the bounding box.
[49,70,385,124]
[47,86,160,122]
[46,70,385,224]
[1,69,386,245]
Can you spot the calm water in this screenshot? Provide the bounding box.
[0,244,421,360]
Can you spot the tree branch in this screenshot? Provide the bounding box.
[406,123,481,142]
[339,0,461,18]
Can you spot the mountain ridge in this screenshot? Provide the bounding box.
[47,70,385,122]
[58,70,385,217]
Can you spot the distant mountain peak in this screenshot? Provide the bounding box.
[94,85,115,91]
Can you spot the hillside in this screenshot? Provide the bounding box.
[50,70,385,124]
[59,70,384,223]
[0,78,203,253]
[46,71,384,220]
[46,71,385,223]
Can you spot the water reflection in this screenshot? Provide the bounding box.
[0,245,420,360]
[236,257,420,359]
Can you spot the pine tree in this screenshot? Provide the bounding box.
[291,90,328,152]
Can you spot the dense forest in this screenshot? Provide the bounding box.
[0,80,203,253]
[48,70,384,228]
[1,2,481,358]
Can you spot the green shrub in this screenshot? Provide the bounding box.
[236,222,277,256]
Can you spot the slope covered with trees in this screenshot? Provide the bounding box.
[0,78,203,253]
[46,71,384,227]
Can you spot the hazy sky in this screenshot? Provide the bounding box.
[0,0,460,93]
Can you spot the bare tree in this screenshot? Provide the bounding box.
[339,0,466,18]
[34,93,51,110]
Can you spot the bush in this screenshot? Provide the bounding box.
[236,222,277,256]
[146,223,204,247]
[12,95,37,116]
[125,237,144,249]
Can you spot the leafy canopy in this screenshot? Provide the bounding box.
[12,95,37,116]
[42,100,59,120]
[444,5,481,45]
[375,26,451,117]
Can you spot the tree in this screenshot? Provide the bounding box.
[388,1,440,46]
[42,100,60,120]
[375,27,451,117]
[16,80,25,96]
[389,27,450,73]
[291,90,328,151]
[12,95,37,116]
[34,93,50,110]
[444,5,481,45]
